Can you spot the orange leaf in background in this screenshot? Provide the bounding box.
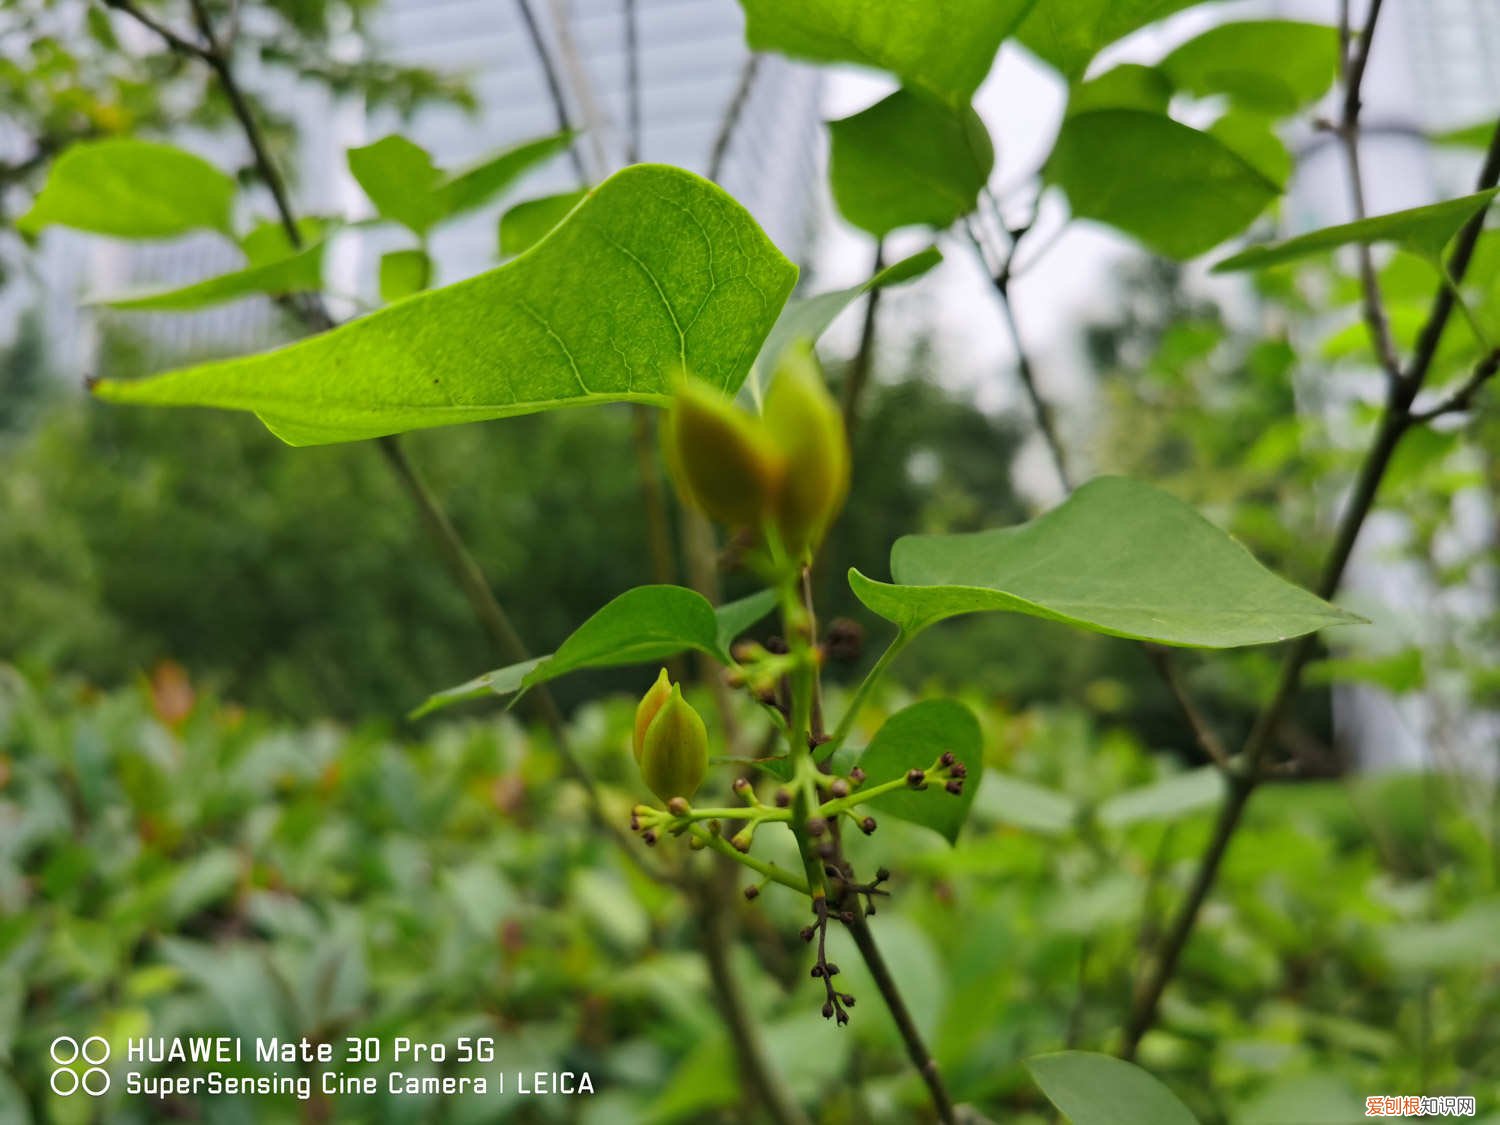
[149,660,196,729]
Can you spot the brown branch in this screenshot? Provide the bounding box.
[1144,647,1232,772]
[841,239,885,436]
[1410,347,1500,421]
[513,0,590,182]
[707,54,761,183]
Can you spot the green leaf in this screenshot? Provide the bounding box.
[347,135,446,236]
[1066,64,1172,118]
[378,248,431,303]
[1208,111,1293,189]
[499,188,589,256]
[972,772,1079,835]
[1306,648,1425,694]
[849,476,1362,647]
[854,700,982,845]
[1433,120,1498,149]
[1046,110,1280,259]
[1028,1053,1198,1125]
[18,138,236,239]
[1380,898,1500,974]
[1018,0,1205,82]
[739,0,1036,106]
[750,246,941,395]
[1096,767,1224,830]
[350,132,572,238]
[1158,21,1338,114]
[1213,189,1500,272]
[439,131,573,218]
[412,587,776,718]
[94,242,326,311]
[92,164,798,446]
[828,89,994,237]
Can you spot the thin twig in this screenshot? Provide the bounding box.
[103,0,211,61]
[841,239,885,436]
[1334,0,1401,380]
[622,0,642,165]
[513,0,590,182]
[1410,347,1500,421]
[707,54,761,183]
[1144,647,1232,771]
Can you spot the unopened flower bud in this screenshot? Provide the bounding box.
[667,796,690,815]
[633,668,674,764]
[830,778,850,798]
[743,884,760,901]
[763,342,849,557]
[638,682,709,802]
[906,769,927,789]
[664,375,784,529]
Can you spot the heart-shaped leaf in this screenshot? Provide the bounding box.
[739,0,1033,106]
[1213,189,1500,272]
[850,476,1362,647]
[412,587,776,718]
[92,164,798,445]
[19,138,236,239]
[828,89,994,237]
[1046,110,1281,260]
[854,699,982,845]
[1027,1052,1199,1125]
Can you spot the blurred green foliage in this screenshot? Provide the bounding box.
[3,666,1495,1122]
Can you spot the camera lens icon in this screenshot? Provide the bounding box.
[50,1036,110,1097]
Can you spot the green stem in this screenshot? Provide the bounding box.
[825,630,911,756]
[686,825,809,895]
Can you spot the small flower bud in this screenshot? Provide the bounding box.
[829,778,850,798]
[945,779,964,795]
[939,751,955,768]
[743,884,760,901]
[875,867,890,882]
[633,668,674,764]
[642,830,658,846]
[763,342,850,556]
[667,796,690,815]
[821,1001,834,1019]
[800,925,816,943]
[849,766,866,785]
[806,816,828,838]
[664,375,784,529]
[950,762,967,779]
[638,682,709,802]
[732,777,751,795]
[731,831,752,853]
[906,768,927,789]
[774,789,792,808]
[824,617,864,663]
[859,816,877,835]
[688,835,706,851]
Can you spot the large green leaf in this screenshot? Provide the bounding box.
[1213,189,1500,272]
[412,587,776,717]
[1158,21,1338,114]
[1046,110,1281,259]
[854,700,982,845]
[499,189,589,257]
[94,242,326,311]
[19,138,236,239]
[828,89,994,237]
[349,131,571,237]
[1027,1052,1199,1125]
[92,164,798,445]
[849,476,1362,647]
[739,0,1036,106]
[1018,0,1205,81]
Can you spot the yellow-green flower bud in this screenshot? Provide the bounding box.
[633,667,673,763]
[763,343,850,556]
[638,682,709,802]
[665,376,784,530]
